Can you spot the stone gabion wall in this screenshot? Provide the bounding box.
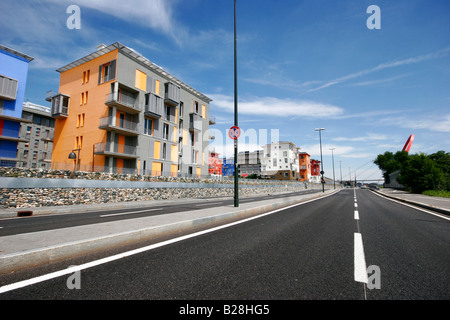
[0,185,306,209]
[0,167,318,209]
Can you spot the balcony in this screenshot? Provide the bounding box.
[189,112,202,132]
[105,91,140,114]
[209,116,216,125]
[98,116,138,136]
[144,93,163,119]
[164,82,180,107]
[50,93,70,119]
[94,142,138,159]
[0,128,29,143]
[0,75,18,101]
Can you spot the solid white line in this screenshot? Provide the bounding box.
[354,233,368,283]
[354,210,359,220]
[100,208,162,218]
[371,191,450,221]
[0,190,341,294]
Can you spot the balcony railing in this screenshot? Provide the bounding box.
[0,75,18,101]
[94,142,137,158]
[105,91,140,113]
[99,116,138,135]
[50,94,69,118]
[164,82,180,106]
[189,112,202,132]
[144,93,163,118]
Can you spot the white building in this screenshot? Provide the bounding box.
[260,141,300,180]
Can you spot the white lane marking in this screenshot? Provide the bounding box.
[0,190,341,294]
[354,233,368,283]
[354,210,359,220]
[195,202,224,207]
[354,202,358,208]
[100,208,162,218]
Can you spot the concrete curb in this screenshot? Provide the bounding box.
[371,189,450,216]
[0,189,339,274]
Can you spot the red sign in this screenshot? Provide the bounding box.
[229,126,241,140]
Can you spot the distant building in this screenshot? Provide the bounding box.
[0,44,34,167]
[16,102,54,169]
[310,159,321,183]
[298,152,311,182]
[208,150,222,176]
[237,150,263,177]
[260,141,300,180]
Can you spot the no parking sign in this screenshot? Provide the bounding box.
[228,126,241,140]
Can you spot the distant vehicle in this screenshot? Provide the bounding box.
[361,185,367,189]
[368,183,380,190]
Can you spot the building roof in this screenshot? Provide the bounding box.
[0,44,34,62]
[56,42,212,103]
[22,101,51,116]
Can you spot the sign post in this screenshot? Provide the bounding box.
[229,126,240,207]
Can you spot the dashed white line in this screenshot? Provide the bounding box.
[195,202,224,207]
[100,208,163,218]
[354,232,368,284]
[354,210,359,220]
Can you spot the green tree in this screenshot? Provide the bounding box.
[398,153,446,193]
[374,151,408,183]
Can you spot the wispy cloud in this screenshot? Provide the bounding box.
[332,133,388,142]
[209,94,344,118]
[380,114,450,133]
[307,47,450,93]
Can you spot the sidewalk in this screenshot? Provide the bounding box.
[374,188,450,215]
[0,189,338,275]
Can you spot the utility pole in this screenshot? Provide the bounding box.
[315,128,325,192]
[330,148,336,189]
[233,0,239,207]
[339,160,342,185]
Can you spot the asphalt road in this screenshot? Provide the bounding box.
[0,189,321,236]
[0,188,449,302]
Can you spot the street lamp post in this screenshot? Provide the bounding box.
[330,147,336,189]
[233,0,239,207]
[315,128,325,192]
[68,148,81,172]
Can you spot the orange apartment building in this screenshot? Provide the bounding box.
[48,42,213,176]
[298,152,311,182]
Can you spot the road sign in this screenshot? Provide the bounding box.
[229,126,241,140]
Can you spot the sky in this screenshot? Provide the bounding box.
[1,0,449,182]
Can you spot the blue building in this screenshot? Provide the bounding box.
[222,157,235,177]
[0,45,34,166]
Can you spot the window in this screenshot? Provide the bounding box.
[98,60,116,84]
[162,143,167,160]
[165,106,171,121]
[32,151,38,160]
[144,118,153,135]
[34,139,39,148]
[35,128,40,137]
[163,124,169,140]
[273,158,277,166]
[179,102,184,116]
[23,150,28,160]
[283,151,287,157]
